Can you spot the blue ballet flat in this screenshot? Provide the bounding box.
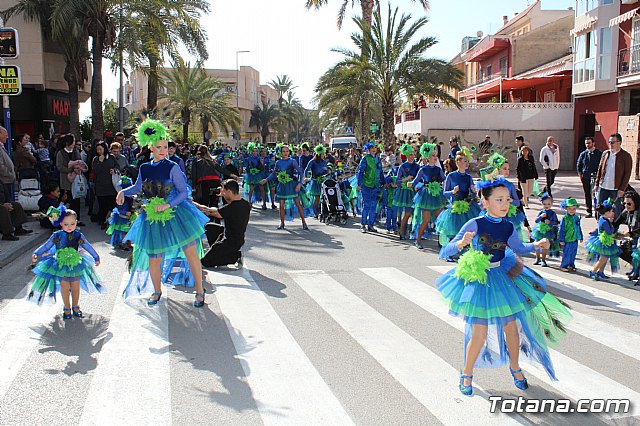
[62,308,72,320]
[276,224,285,230]
[459,372,473,396]
[71,306,83,318]
[302,224,309,231]
[415,242,424,250]
[194,292,205,308]
[589,271,600,281]
[510,368,529,390]
[147,292,162,306]
[597,271,610,279]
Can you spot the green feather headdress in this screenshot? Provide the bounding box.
[136,119,167,148]
[314,145,327,156]
[419,143,436,159]
[459,146,473,162]
[400,144,413,156]
[247,142,257,153]
[487,153,507,171]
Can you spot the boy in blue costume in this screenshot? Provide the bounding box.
[357,142,384,233]
[558,197,583,272]
[382,176,397,233]
[437,169,571,396]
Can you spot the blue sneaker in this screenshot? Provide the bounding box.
[589,271,600,281]
[597,271,610,279]
[415,241,424,250]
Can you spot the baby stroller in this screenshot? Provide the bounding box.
[319,177,349,225]
[17,177,42,211]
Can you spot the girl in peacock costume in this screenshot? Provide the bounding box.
[263,147,277,209]
[260,144,309,230]
[29,206,103,319]
[243,143,267,208]
[436,147,481,254]
[586,200,622,280]
[531,193,560,266]
[488,153,529,242]
[304,145,330,217]
[106,175,136,250]
[436,172,572,396]
[409,143,446,249]
[394,144,420,240]
[117,119,209,307]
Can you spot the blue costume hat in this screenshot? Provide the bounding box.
[540,192,553,203]
[363,142,375,151]
[601,198,615,212]
[385,176,393,185]
[47,204,70,227]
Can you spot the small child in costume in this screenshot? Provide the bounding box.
[394,144,419,240]
[29,206,103,319]
[106,175,136,250]
[531,193,560,266]
[382,176,397,233]
[558,197,583,272]
[356,142,385,233]
[586,200,622,281]
[304,145,330,217]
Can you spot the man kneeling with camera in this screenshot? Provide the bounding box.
[192,179,251,268]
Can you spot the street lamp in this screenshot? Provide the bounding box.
[236,50,250,141]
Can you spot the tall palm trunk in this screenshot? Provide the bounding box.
[147,54,160,115]
[382,101,395,146]
[90,29,105,141]
[360,0,375,25]
[359,94,369,142]
[64,64,81,141]
[182,108,190,143]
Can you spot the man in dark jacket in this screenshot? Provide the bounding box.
[576,136,602,218]
[0,184,32,240]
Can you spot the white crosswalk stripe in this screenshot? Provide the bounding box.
[288,269,527,426]
[212,267,354,425]
[419,266,640,419]
[80,274,172,426]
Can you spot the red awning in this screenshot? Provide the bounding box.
[460,75,569,99]
[610,7,640,27]
[465,37,510,62]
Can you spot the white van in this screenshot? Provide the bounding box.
[329,136,358,151]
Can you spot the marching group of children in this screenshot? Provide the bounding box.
[26,127,636,396]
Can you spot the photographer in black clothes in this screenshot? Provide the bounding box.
[192,179,251,268]
[614,191,640,279]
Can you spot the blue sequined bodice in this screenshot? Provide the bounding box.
[420,165,443,182]
[51,230,83,250]
[140,159,176,199]
[473,216,514,263]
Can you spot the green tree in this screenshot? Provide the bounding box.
[195,85,241,143]
[103,99,120,135]
[250,100,279,144]
[337,5,462,144]
[161,60,239,143]
[113,0,209,115]
[269,75,296,106]
[278,91,304,142]
[2,0,89,141]
[305,0,429,27]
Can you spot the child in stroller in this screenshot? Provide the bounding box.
[320,176,349,225]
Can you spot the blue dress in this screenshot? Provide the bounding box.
[121,159,209,298]
[29,230,103,304]
[304,159,330,197]
[411,164,446,211]
[531,208,560,256]
[244,155,265,185]
[393,161,419,212]
[586,217,622,271]
[107,190,134,247]
[435,170,481,246]
[437,215,571,379]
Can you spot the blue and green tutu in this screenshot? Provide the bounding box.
[244,168,265,186]
[308,179,323,197]
[413,186,447,211]
[106,209,134,247]
[28,251,104,304]
[436,200,481,246]
[586,232,621,272]
[436,249,571,379]
[531,222,560,257]
[393,187,415,212]
[632,247,640,269]
[123,201,208,298]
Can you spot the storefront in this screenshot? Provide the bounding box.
[8,88,71,139]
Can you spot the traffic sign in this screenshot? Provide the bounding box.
[116,106,129,122]
[369,121,380,133]
[0,28,18,59]
[0,65,21,95]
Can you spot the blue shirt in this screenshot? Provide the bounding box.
[267,157,304,181]
[304,159,329,179]
[534,209,559,226]
[443,170,474,201]
[576,148,602,178]
[411,164,445,188]
[122,159,189,208]
[395,161,420,186]
[34,230,100,263]
[448,145,461,160]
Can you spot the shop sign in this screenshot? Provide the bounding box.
[0,65,21,95]
[0,28,19,59]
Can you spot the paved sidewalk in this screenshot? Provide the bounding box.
[0,218,49,268]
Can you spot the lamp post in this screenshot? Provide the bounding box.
[236,50,250,141]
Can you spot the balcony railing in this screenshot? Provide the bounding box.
[395,109,420,124]
[618,48,640,78]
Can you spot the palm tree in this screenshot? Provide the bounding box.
[269,75,297,106]
[2,0,89,140]
[195,85,241,142]
[305,0,429,27]
[278,91,304,141]
[160,60,233,143]
[114,0,209,115]
[250,100,279,144]
[349,4,462,144]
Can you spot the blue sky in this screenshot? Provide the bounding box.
[83,0,575,118]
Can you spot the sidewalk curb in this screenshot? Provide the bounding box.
[0,228,49,269]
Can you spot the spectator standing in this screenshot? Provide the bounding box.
[168,141,186,174]
[479,135,492,155]
[539,136,560,197]
[0,183,32,240]
[110,142,129,170]
[515,135,529,159]
[576,137,602,218]
[0,126,16,197]
[13,134,38,179]
[595,133,632,216]
[448,136,460,160]
[92,141,120,228]
[516,145,538,208]
[56,134,85,225]
[418,95,427,109]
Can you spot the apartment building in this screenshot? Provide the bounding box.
[122,66,279,143]
[0,0,91,139]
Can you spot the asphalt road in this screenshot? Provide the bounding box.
[0,194,639,425]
